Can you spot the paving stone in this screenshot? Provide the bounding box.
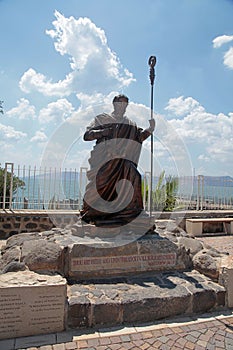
[171,326,183,333]
[185,334,198,343]
[157,335,169,344]
[86,338,100,347]
[141,331,153,339]
[120,335,131,342]
[206,344,215,350]
[108,344,122,350]
[159,345,170,350]
[130,333,142,340]
[52,344,66,350]
[176,337,187,347]
[109,335,122,344]
[64,341,78,349]
[161,327,174,335]
[140,343,151,350]
[215,339,226,348]
[99,337,111,345]
[194,346,206,350]
[119,343,135,350]
[185,341,195,349]
[146,337,157,345]
[77,340,88,348]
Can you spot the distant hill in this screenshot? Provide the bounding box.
[196,176,233,187]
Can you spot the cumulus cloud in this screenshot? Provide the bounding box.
[0,123,27,140]
[19,11,135,98]
[20,68,73,97]
[164,96,233,173]
[224,47,233,69]
[6,98,36,119]
[38,98,74,124]
[213,34,233,70]
[165,96,204,117]
[30,130,48,143]
[212,35,233,48]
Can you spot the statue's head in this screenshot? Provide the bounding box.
[112,94,129,118]
[112,94,129,104]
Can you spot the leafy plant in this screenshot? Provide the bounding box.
[0,166,25,208]
[151,171,179,211]
[153,171,166,211]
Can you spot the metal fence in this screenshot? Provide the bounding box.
[1,163,233,211]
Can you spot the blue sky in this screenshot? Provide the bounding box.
[0,0,233,177]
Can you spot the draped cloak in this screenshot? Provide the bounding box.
[81,113,151,225]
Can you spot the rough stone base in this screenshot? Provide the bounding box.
[67,270,226,329]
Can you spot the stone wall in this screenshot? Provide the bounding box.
[0,211,79,239]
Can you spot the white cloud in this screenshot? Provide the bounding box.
[224,47,233,69]
[0,123,27,140]
[165,96,233,174]
[213,34,233,70]
[19,68,73,97]
[19,11,135,98]
[38,98,74,124]
[30,130,48,143]
[165,96,204,117]
[213,35,233,48]
[6,98,36,120]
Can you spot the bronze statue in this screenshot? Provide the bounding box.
[81,94,155,226]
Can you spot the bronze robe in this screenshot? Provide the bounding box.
[81,113,151,225]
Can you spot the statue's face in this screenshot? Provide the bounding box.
[113,98,128,117]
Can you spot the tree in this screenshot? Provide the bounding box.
[0,166,25,208]
[0,101,3,114]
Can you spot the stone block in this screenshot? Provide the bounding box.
[122,291,191,323]
[68,296,90,328]
[0,271,67,339]
[65,235,189,280]
[219,256,233,308]
[0,337,15,350]
[67,270,226,330]
[92,299,122,326]
[192,289,216,313]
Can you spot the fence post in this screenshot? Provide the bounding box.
[3,162,14,210]
[201,175,204,210]
[79,167,88,210]
[143,171,151,212]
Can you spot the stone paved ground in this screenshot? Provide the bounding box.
[9,311,233,350]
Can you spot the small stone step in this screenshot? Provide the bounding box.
[67,269,226,329]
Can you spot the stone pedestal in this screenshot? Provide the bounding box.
[61,233,191,281]
[0,271,67,339]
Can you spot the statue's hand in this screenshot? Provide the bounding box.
[148,118,155,132]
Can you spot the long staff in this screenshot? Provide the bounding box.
[148,56,156,216]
